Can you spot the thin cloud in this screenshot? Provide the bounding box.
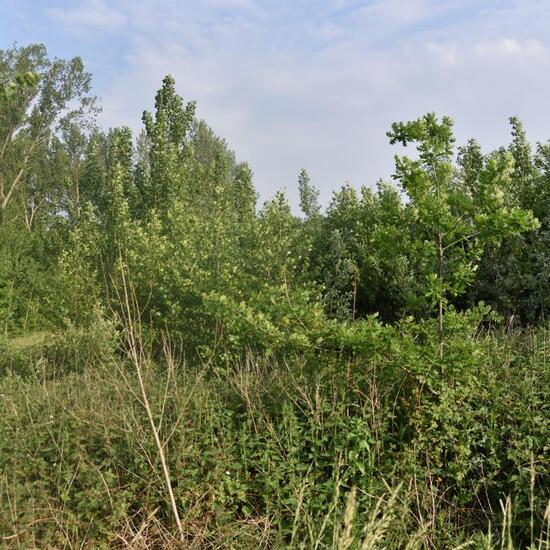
[27,0,550,206]
[47,0,128,33]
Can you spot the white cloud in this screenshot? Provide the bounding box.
[202,0,257,9]
[47,0,127,33]
[472,37,546,58]
[358,0,434,26]
[42,0,550,206]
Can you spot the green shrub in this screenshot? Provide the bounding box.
[1,321,549,547]
[0,315,117,378]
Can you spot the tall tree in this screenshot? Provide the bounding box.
[465,119,550,323]
[0,44,95,224]
[298,168,320,219]
[141,75,195,216]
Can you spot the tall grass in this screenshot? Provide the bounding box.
[1,324,549,547]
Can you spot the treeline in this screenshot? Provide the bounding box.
[1,44,548,347]
[1,44,550,548]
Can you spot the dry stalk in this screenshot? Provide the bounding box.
[118,264,185,543]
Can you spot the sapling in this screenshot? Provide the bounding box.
[388,113,539,356]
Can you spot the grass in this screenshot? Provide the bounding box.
[1,323,549,548]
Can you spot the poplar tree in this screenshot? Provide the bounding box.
[298,168,320,219]
[0,44,95,224]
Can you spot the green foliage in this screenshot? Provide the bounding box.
[140,74,196,217]
[388,113,538,355]
[0,315,116,378]
[310,182,414,322]
[1,322,549,547]
[467,118,550,323]
[0,70,39,101]
[298,168,321,219]
[389,113,537,311]
[2,42,550,548]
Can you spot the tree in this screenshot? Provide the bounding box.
[466,119,550,323]
[309,182,414,322]
[298,168,320,219]
[0,70,38,102]
[388,113,538,356]
[0,44,95,224]
[141,74,195,217]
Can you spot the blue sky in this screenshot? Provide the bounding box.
[2,0,550,206]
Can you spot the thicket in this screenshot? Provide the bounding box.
[1,44,549,548]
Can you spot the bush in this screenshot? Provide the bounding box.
[1,320,549,547]
[0,315,117,378]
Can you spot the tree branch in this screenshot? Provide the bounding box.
[442,230,481,252]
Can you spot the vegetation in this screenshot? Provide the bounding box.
[1,44,549,548]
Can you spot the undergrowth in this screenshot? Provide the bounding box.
[1,320,549,548]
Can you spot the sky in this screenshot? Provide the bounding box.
[2,0,550,207]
